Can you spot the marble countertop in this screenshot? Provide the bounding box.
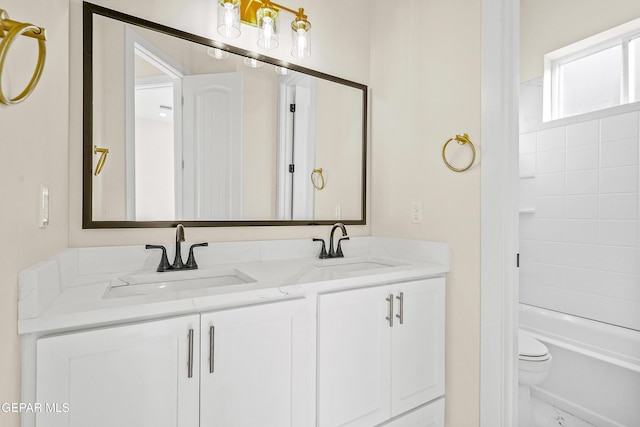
[18,237,450,335]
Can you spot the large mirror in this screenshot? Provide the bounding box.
[83,2,367,228]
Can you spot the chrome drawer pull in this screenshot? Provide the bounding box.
[386,294,394,327]
[187,328,194,378]
[209,326,215,374]
[396,292,404,325]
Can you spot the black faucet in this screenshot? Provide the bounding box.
[146,224,208,272]
[313,223,350,259]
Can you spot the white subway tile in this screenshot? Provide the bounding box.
[536,263,568,286]
[520,215,537,240]
[519,261,537,283]
[534,219,567,242]
[564,220,599,244]
[537,149,566,174]
[520,132,536,154]
[566,144,599,171]
[565,170,598,195]
[567,120,599,147]
[519,178,536,211]
[537,126,566,152]
[599,194,638,220]
[536,241,569,265]
[565,243,600,270]
[536,196,565,219]
[565,195,598,219]
[600,111,639,142]
[519,239,537,260]
[599,166,638,194]
[599,220,638,247]
[594,246,638,274]
[535,173,564,196]
[600,138,639,168]
[519,153,536,176]
[565,268,640,301]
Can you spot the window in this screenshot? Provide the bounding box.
[543,18,640,121]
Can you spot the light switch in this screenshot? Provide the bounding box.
[38,185,49,228]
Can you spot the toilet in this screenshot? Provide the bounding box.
[518,330,552,427]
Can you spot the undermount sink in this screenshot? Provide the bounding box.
[104,269,255,299]
[316,260,399,273]
[292,258,403,284]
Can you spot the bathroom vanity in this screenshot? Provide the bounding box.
[19,237,448,427]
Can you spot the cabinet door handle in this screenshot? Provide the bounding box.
[396,292,404,325]
[386,294,394,327]
[209,326,215,374]
[187,328,194,378]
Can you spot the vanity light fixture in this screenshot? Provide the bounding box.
[216,0,311,58]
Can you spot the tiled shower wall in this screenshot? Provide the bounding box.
[519,108,640,331]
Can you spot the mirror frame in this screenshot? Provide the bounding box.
[82,2,368,229]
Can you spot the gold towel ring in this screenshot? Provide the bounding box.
[94,146,109,175]
[311,168,325,190]
[0,9,47,106]
[442,133,476,172]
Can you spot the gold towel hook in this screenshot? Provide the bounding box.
[442,133,476,172]
[0,9,47,105]
[311,168,325,190]
[94,146,109,176]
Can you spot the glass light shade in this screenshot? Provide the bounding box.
[207,47,230,59]
[291,19,311,58]
[257,6,279,49]
[274,66,290,75]
[243,57,264,68]
[217,0,240,39]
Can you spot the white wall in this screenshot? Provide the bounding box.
[370,1,482,426]
[0,1,69,426]
[521,0,640,82]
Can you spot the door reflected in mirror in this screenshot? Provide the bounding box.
[84,3,367,228]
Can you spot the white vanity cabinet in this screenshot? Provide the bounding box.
[199,298,310,427]
[34,298,310,427]
[317,278,445,427]
[36,315,201,427]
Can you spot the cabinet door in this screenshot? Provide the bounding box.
[391,278,445,416]
[36,315,200,427]
[200,298,309,427]
[318,286,392,427]
[378,398,444,427]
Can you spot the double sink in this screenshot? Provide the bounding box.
[104,258,402,299]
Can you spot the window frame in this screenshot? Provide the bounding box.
[543,17,640,122]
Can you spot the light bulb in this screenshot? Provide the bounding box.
[257,6,279,49]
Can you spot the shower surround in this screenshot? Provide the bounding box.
[518,79,640,425]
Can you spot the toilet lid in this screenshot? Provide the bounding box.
[518,330,549,358]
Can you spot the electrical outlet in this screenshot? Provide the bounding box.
[335,204,342,220]
[411,201,423,224]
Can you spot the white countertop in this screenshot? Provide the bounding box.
[18,237,450,335]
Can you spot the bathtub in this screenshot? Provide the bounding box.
[519,303,640,427]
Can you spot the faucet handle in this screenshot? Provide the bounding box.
[312,238,328,259]
[336,237,350,258]
[145,245,171,272]
[185,242,208,269]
